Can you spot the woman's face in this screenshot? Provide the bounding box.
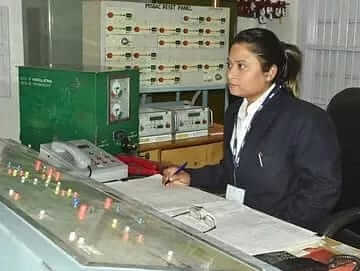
[227,43,276,103]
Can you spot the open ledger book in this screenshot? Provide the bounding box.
[107,174,322,255]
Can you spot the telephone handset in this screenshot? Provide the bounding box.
[39,139,128,182]
[50,141,91,169]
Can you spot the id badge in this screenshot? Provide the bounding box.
[226,184,245,203]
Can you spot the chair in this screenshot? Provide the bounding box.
[323,87,360,247]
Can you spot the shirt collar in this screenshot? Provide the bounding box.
[241,83,276,117]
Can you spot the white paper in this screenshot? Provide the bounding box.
[198,200,322,255]
[106,174,224,213]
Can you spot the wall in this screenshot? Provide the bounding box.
[0,0,299,141]
[236,0,299,44]
[0,0,23,141]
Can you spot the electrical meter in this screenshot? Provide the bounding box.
[19,65,139,154]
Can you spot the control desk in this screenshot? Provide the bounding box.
[0,138,278,271]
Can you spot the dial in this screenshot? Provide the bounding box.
[111,103,122,119]
[111,80,122,96]
[121,37,129,45]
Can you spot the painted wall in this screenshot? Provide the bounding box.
[0,0,23,141]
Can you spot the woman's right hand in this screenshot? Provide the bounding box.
[162,166,191,187]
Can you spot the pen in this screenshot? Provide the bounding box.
[173,162,188,176]
[164,162,188,185]
[258,152,264,167]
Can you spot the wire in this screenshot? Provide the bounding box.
[87,165,92,178]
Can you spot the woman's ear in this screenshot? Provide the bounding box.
[265,65,278,82]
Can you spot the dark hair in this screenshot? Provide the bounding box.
[282,42,302,96]
[233,28,301,91]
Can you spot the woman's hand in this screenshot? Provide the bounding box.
[162,166,191,186]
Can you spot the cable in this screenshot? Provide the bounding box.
[87,165,92,178]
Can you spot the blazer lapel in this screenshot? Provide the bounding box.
[243,91,285,148]
[225,98,243,145]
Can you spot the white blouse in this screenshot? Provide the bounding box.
[230,84,275,165]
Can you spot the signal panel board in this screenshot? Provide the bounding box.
[83,1,230,93]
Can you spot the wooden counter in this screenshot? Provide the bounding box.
[139,124,224,168]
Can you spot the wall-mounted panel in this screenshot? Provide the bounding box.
[83,1,230,93]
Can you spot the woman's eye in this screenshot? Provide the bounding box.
[227,62,245,70]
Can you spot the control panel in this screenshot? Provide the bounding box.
[83,1,230,92]
[139,106,173,144]
[0,138,271,271]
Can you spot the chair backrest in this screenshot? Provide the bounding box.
[327,87,360,212]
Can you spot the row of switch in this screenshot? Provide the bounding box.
[106,39,225,50]
[106,63,225,71]
[158,40,225,47]
[142,74,222,84]
[107,25,225,35]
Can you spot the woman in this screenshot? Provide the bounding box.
[162,28,341,231]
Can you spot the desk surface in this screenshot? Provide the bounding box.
[107,175,360,270]
[107,175,323,256]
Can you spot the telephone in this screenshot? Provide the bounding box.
[50,141,91,169]
[39,139,128,182]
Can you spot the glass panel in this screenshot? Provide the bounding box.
[0,138,261,270]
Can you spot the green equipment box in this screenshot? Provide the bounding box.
[19,65,139,154]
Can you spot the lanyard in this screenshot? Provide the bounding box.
[232,86,280,185]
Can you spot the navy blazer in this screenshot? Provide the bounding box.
[189,88,342,231]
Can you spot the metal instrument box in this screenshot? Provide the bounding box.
[150,102,212,140]
[19,65,139,154]
[139,105,173,144]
